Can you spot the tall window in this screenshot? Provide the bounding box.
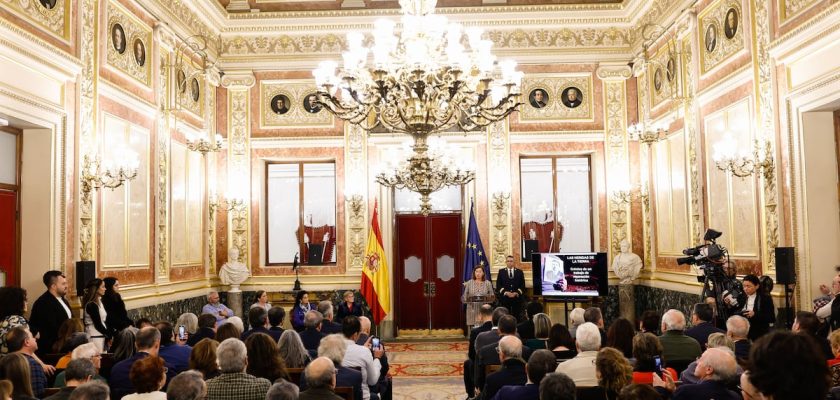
[171,142,204,266]
[519,156,593,261]
[266,162,336,265]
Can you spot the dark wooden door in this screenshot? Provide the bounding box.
[395,214,463,333]
[0,190,17,286]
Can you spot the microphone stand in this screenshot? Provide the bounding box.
[292,252,301,291]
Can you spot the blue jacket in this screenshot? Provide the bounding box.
[158,343,192,374]
[291,303,316,331]
[491,383,539,400]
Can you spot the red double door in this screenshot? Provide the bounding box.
[0,190,17,286]
[395,214,463,333]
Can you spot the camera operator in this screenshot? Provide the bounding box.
[681,230,746,330]
[740,274,775,340]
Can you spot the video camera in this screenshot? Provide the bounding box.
[676,229,726,267]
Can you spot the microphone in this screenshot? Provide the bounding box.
[293,253,299,271]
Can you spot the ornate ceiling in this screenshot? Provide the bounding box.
[218,0,624,13]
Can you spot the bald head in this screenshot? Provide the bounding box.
[359,316,371,335]
[498,335,523,361]
[694,347,737,381]
[305,357,336,389]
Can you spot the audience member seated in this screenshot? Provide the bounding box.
[738,371,762,400]
[556,322,601,387]
[165,370,206,400]
[829,330,840,386]
[480,335,527,400]
[517,302,544,341]
[213,322,241,343]
[685,303,724,351]
[250,290,272,313]
[299,310,326,356]
[0,353,38,400]
[653,347,740,400]
[69,381,110,400]
[45,358,97,400]
[187,314,216,347]
[355,316,372,345]
[638,310,661,336]
[0,380,10,400]
[341,315,383,400]
[201,292,233,328]
[568,308,585,339]
[793,311,832,360]
[266,380,299,400]
[547,324,577,360]
[53,343,107,387]
[266,307,286,342]
[538,372,575,400]
[524,313,551,350]
[658,309,701,373]
[155,322,192,374]
[578,347,632,400]
[52,318,85,357]
[175,313,198,343]
[124,356,168,400]
[491,349,555,400]
[465,304,494,399]
[136,319,154,329]
[618,384,662,400]
[6,326,47,398]
[240,307,271,342]
[278,330,312,369]
[291,291,317,332]
[112,328,139,363]
[680,333,743,384]
[55,332,90,369]
[336,291,363,325]
[583,307,607,347]
[631,332,677,384]
[300,357,343,400]
[307,334,363,400]
[748,331,830,400]
[0,287,31,355]
[606,318,635,359]
[318,301,343,335]
[245,333,290,383]
[187,338,220,380]
[206,338,271,400]
[725,315,751,362]
[476,315,530,394]
[110,327,176,400]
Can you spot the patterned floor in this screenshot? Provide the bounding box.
[390,341,469,400]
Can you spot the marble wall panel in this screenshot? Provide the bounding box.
[634,285,702,324]
[127,294,208,325]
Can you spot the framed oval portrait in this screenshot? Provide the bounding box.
[190,78,200,102]
[529,88,549,109]
[724,8,739,39]
[39,0,57,9]
[303,93,321,114]
[133,39,146,67]
[270,94,290,115]
[111,23,126,54]
[177,70,187,94]
[561,87,582,109]
[705,23,718,53]
[653,68,663,92]
[666,58,676,82]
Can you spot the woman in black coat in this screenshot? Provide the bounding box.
[102,277,133,332]
[741,274,775,340]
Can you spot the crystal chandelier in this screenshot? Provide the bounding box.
[80,147,139,192]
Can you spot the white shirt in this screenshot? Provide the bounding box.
[122,392,167,400]
[56,294,71,318]
[555,351,598,387]
[746,294,757,312]
[342,339,381,400]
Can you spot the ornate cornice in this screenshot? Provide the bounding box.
[597,64,633,80]
[220,71,256,90]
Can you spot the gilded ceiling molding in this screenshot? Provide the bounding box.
[222,71,255,267]
[150,0,216,42]
[487,120,511,267]
[597,64,632,259]
[750,0,780,272]
[344,124,367,271]
[78,0,98,262]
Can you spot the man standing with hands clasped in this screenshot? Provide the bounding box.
[497,255,526,322]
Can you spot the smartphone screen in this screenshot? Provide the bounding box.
[371,337,381,350]
[178,325,186,340]
[653,355,663,376]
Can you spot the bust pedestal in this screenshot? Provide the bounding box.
[618,283,635,322]
[227,291,243,318]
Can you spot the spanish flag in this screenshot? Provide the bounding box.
[361,200,391,325]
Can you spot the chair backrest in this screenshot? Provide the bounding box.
[42,387,61,397]
[485,364,502,376]
[335,386,354,400]
[287,367,305,385]
[42,353,64,366]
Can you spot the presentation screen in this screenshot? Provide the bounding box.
[532,252,608,298]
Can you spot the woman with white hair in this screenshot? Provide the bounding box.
[569,307,586,338]
[176,313,198,340]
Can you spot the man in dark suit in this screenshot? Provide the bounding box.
[491,349,556,400]
[479,335,527,400]
[496,255,526,322]
[299,310,325,357]
[475,307,510,358]
[476,315,533,394]
[266,306,285,342]
[299,357,343,400]
[464,304,493,398]
[110,327,176,400]
[686,303,725,350]
[29,270,71,357]
[187,313,217,347]
[155,322,192,374]
[653,348,740,400]
[517,302,543,341]
[303,334,363,400]
[241,307,272,341]
[317,301,343,335]
[725,315,751,362]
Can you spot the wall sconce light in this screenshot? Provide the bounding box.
[80,149,139,193]
[628,119,668,146]
[713,135,774,179]
[186,130,223,155]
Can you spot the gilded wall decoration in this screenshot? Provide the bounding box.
[780,0,820,21]
[487,121,511,267]
[649,42,680,109]
[222,72,255,267]
[78,0,98,261]
[0,0,70,41]
[259,81,333,128]
[699,0,745,74]
[175,59,205,119]
[152,0,216,42]
[681,37,704,246]
[106,1,152,87]
[344,124,367,270]
[156,44,169,279]
[520,74,593,122]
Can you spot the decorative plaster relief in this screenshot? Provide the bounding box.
[106,0,152,87]
[174,57,206,120]
[520,74,593,122]
[0,0,70,41]
[259,80,333,128]
[780,0,820,22]
[699,0,745,74]
[649,42,681,109]
[79,0,97,261]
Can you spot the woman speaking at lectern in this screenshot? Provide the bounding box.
[462,265,494,327]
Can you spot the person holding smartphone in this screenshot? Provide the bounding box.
[631,333,678,384]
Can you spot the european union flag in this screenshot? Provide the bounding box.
[463,202,491,291]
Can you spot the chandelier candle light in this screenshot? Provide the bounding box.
[313,0,522,213]
[185,130,223,155]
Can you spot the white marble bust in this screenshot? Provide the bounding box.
[220,247,250,292]
[612,239,642,284]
